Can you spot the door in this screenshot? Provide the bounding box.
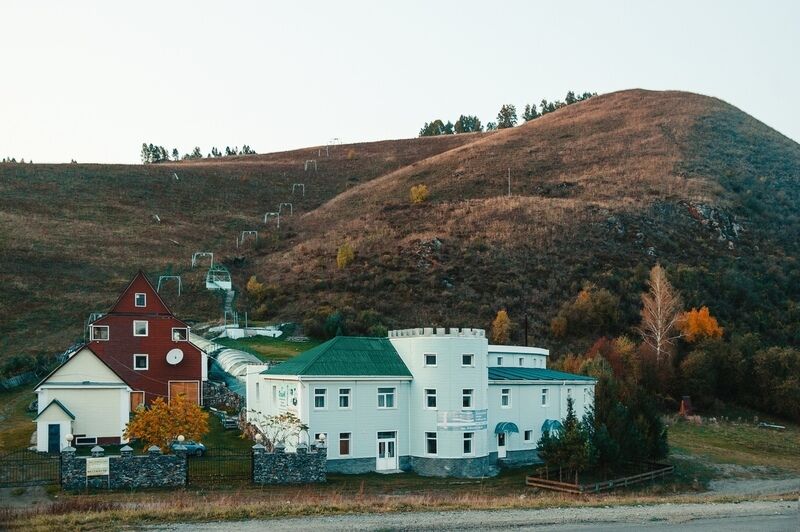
[169,381,200,404]
[47,424,60,454]
[130,391,145,411]
[376,431,398,471]
[497,432,506,459]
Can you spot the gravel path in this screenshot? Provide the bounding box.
[156,499,799,531]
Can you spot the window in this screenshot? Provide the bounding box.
[133,354,148,370]
[314,432,327,444]
[524,430,533,442]
[541,388,549,406]
[172,328,188,341]
[463,432,474,455]
[424,353,437,367]
[519,357,524,366]
[339,433,351,456]
[377,387,395,408]
[425,389,437,409]
[255,382,260,400]
[462,389,474,408]
[338,388,351,408]
[497,356,503,366]
[501,388,511,408]
[90,325,109,341]
[272,385,277,403]
[314,388,326,409]
[426,432,437,455]
[462,353,474,367]
[567,388,572,399]
[133,320,148,336]
[134,293,146,307]
[74,436,97,446]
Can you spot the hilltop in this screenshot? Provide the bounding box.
[1,89,798,370]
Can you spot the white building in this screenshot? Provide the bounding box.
[246,327,595,477]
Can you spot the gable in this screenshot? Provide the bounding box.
[107,271,173,315]
[35,399,75,420]
[39,347,126,386]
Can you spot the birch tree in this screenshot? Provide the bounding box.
[639,263,683,364]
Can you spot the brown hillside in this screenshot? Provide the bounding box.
[249,90,800,348]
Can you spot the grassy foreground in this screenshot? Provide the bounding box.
[0,388,36,452]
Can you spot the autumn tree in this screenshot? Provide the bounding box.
[124,394,209,452]
[410,184,429,204]
[247,411,309,452]
[638,263,683,364]
[336,242,355,269]
[679,306,723,342]
[246,275,267,300]
[491,309,511,344]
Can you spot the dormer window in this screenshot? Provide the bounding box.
[133,320,148,336]
[91,325,109,341]
[172,328,188,341]
[134,293,146,307]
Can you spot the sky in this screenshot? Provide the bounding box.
[1,1,799,164]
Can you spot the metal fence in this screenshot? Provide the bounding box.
[186,447,252,485]
[0,449,61,487]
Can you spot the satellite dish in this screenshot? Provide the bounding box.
[166,348,184,365]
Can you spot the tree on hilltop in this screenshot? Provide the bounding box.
[496,104,518,129]
[454,114,483,133]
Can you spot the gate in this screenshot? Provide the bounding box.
[0,449,61,487]
[186,447,252,486]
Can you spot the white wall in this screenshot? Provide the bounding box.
[488,345,549,368]
[305,379,411,460]
[391,328,489,459]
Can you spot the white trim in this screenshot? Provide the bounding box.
[338,432,351,456]
[337,387,351,409]
[377,387,397,409]
[133,320,148,337]
[171,327,188,341]
[313,387,327,410]
[425,431,438,456]
[462,388,474,409]
[461,353,475,367]
[463,431,474,456]
[541,387,549,407]
[133,353,149,371]
[424,388,437,410]
[500,387,511,408]
[134,292,147,307]
[90,325,109,341]
[167,380,200,403]
[423,353,437,367]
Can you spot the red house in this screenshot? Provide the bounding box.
[87,271,207,410]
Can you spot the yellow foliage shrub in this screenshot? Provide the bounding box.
[410,184,429,204]
[337,242,355,269]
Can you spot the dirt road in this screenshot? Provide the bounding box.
[156,499,799,531]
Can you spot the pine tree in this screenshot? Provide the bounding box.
[496,104,518,129]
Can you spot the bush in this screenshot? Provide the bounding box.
[410,184,429,204]
[336,242,355,269]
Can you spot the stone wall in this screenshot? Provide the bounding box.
[203,380,243,412]
[252,443,326,485]
[408,455,498,478]
[61,445,187,491]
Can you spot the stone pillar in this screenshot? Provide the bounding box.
[61,446,84,490]
[91,445,105,457]
[148,445,162,456]
[120,445,133,459]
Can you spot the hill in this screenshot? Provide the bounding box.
[248,90,800,349]
[1,89,798,375]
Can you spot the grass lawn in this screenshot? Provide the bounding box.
[0,388,37,452]
[667,416,800,474]
[198,413,251,452]
[215,336,322,362]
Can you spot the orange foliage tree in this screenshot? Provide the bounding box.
[491,309,511,344]
[124,394,210,452]
[679,306,723,342]
[409,184,429,204]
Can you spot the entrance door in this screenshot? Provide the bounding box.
[376,431,398,471]
[47,424,60,454]
[169,381,200,404]
[497,432,506,459]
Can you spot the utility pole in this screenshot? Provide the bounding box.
[524,312,528,346]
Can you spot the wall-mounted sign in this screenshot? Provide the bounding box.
[437,409,488,431]
[277,383,298,414]
[86,457,110,477]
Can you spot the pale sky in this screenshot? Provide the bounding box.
[1,1,798,164]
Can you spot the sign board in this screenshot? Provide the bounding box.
[437,409,488,431]
[85,457,110,477]
[277,383,298,414]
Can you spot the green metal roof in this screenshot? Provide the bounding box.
[262,336,412,377]
[488,367,596,382]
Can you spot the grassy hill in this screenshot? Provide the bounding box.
[1,89,798,370]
